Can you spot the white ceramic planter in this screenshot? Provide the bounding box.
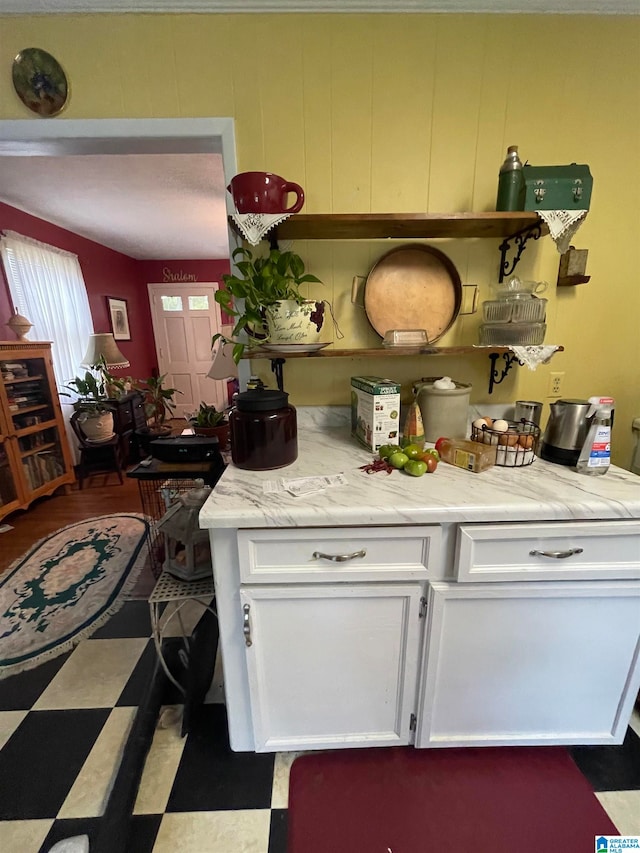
[79,410,115,442]
[264,300,325,344]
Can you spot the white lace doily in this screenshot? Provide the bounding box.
[231,212,293,246]
[537,210,588,255]
[510,345,560,370]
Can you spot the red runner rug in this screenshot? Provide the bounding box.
[288,746,617,853]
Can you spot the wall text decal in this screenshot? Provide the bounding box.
[163,267,197,283]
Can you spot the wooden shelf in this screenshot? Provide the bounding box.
[274,212,548,241]
[243,345,563,361]
[15,418,57,437]
[20,441,57,459]
[2,374,44,385]
[244,345,564,395]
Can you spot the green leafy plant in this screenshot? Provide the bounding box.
[136,374,181,426]
[61,371,109,417]
[92,355,132,399]
[189,402,228,428]
[212,246,322,363]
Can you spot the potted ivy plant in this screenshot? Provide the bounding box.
[212,246,326,363]
[188,402,230,448]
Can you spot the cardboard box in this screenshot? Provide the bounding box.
[351,376,402,451]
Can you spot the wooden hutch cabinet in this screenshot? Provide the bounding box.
[0,341,75,523]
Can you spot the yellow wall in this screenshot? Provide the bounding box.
[1,13,639,465]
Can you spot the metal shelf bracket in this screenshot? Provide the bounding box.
[498,220,543,283]
[271,358,286,391]
[488,351,522,394]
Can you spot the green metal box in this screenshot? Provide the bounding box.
[523,164,592,211]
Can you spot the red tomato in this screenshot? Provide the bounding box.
[434,437,448,453]
[425,455,438,473]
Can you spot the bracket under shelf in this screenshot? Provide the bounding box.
[498,220,544,283]
[250,345,563,396]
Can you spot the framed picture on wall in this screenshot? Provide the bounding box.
[107,297,131,341]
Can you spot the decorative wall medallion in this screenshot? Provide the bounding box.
[12,48,68,117]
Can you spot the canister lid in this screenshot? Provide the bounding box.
[235,388,289,412]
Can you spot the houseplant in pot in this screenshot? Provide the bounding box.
[212,246,333,364]
[62,371,114,442]
[188,402,230,449]
[135,374,182,454]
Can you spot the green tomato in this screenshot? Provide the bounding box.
[404,459,428,477]
[403,443,425,460]
[420,448,440,462]
[388,451,410,470]
[379,444,401,460]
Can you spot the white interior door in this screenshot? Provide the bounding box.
[147,283,228,418]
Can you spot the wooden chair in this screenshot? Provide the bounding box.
[70,410,124,489]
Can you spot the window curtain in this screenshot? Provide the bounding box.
[0,230,94,389]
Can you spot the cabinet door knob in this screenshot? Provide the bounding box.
[312,549,367,562]
[243,603,252,647]
[529,547,584,559]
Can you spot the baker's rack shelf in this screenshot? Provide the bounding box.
[243,345,565,395]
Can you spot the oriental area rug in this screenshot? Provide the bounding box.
[0,513,151,680]
[287,746,618,853]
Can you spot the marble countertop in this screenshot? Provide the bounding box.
[199,408,640,529]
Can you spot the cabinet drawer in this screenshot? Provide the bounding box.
[456,521,640,582]
[238,526,440,583]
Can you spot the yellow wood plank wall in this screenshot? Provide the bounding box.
[0,13,638,465]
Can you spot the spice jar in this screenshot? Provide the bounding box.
[229,388,297,470]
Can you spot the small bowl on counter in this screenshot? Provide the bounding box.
[471,418,541,467]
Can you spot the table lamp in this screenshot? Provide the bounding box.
[81,333,130,369]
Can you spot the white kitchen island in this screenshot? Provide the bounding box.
[199,410,640,753]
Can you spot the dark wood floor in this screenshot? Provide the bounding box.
[1,470,144,573]
[0,418,198,573]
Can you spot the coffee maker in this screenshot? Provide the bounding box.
[541,399,608,466]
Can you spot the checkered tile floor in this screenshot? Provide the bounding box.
[0,600,639,852]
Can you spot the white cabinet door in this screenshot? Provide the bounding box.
[240,583,423,752]
[417,580,640,748]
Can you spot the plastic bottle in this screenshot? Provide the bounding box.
[438,438,497,473]
[496,145,525,212]
[576,397,614,476]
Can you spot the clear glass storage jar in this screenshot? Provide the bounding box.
[229,388,297,471]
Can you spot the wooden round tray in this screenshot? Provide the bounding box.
[362,244,462,343]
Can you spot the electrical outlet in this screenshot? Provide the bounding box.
[549,372,565,397]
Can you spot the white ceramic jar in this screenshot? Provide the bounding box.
[413,376,472,443]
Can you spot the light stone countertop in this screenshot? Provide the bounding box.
[199,407,640,530]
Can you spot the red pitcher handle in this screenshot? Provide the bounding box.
[282,181,305,214]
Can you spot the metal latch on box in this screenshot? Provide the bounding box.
[533,179,584,204]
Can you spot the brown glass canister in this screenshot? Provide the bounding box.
[229,389,297,470]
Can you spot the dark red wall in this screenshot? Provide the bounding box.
[136,259,231,324]
[0,206,232,380]
[0,202,157,379]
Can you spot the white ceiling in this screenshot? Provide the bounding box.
[0,0,637,12]
[0,152,230,260]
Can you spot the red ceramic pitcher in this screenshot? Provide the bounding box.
[227,172,305,214]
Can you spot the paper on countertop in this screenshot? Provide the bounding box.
[263,474,348,497]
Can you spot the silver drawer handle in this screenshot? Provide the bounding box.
[243,603,252,647]
[312,549,367,563]
[529,547,584,560]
